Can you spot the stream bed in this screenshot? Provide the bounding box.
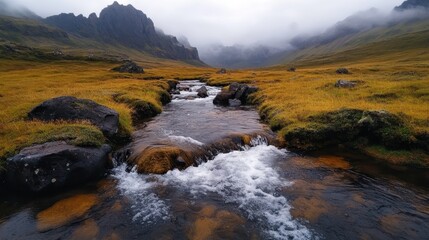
[0,81,428,240]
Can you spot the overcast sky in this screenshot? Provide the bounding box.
[10,0,404,48]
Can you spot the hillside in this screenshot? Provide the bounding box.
[0,2,203,65]
[278,18,429,67]
[275,1,429,67]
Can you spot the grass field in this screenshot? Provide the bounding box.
[0,58,212,167]
[1,23,428,169]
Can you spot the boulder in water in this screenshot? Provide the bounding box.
[28,96,119,137]
[197,86,208,98]
[6,141,111,193]
[213,82,258,106]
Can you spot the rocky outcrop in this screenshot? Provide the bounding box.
[197,86,208,98]
[336,68,350,74]
[335,80,357,88]
[112,60,144,73]
[283,109,416,151]
[28,96,119,137]
[5,141,111,193]
[213,82,258,106]
[44,2,200,61]
[395,0,429,10]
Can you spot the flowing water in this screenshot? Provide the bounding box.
[0,81,428,240]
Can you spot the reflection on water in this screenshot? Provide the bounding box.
[0,81,428,240]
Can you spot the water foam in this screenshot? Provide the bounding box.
[168,135,204,146]
[114,139,313,239]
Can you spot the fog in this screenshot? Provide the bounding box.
[3,0,426,67]
[7,0,404,47]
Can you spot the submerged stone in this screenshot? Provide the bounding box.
[37,194,98,232]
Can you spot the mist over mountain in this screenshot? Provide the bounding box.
[200,45,282,69]
[202,0,429,68]
[0,0,40,19]
[290,6,429,50]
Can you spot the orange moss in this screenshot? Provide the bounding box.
[132,146,194,174]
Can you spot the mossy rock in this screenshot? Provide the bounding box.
[283,109,416,151]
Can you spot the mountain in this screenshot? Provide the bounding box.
[44,1,199,61]
[395,0,429,10]
[269,0,429,67]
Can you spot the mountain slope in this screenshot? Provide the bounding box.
[44,1,200,61]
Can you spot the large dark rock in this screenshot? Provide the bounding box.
[112,60,144,73]
[213,92,236,106]
[213,82,258,106]
[197,86,208,98]
[5,141,111,193]
[28,96,119,137]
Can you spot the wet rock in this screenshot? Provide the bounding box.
[336,68,350,74]
[131,146,193,174]
[6,141,111,193]
[217,68,227,74]
[28,96,119,137]
[171,89,180,95]
[178,85,191,91]
[37,194,98,232]
[197,86,208,98]
[213,92,235,106]
[335,80,357,88]
[213,82,258,106]
[112,60,144,73]
[228,99,242,107]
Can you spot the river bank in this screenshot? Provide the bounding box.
[1,80,428,239]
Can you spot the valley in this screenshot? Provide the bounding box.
[0,0,428,239]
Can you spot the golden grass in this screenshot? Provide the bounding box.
[207,59,429,135]
[1,41,428,168]
[0,59,212,162]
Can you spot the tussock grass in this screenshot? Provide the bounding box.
[0,59,211,162]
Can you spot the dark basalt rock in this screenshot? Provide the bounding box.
[5,141,111,193]
[197,86,208,98]
[336,68,350,74]
[112,60,144,73]
[213,82,258,106]
[28,96,119,137]
[335,80,357,88]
